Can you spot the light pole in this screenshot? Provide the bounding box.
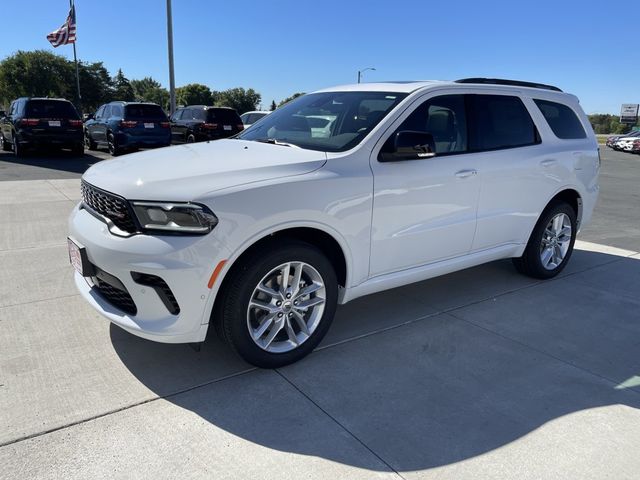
[166,0,176,115]
[357,67,376,84]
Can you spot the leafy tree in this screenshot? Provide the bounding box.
[0,50,75,107]
[176,83,213,106]
[270,100,277,111]
[131,77,169,108]
[216,87,261,113]
[77,61,113,112]
[278,92,305,107]
[588,113,635,134]
[112,69,135,101]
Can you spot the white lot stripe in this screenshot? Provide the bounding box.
[615,376,640,390]
[574,240,638,257]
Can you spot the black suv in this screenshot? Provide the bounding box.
[0,98,84,157]
[170,106,243,144]
[84,102,171,156]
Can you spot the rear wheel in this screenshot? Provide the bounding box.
[512,202,577,279]
[12,135,24,158]
[217,240,338,368]
[107,133,121,156]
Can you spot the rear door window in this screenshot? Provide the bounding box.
[467,95,539,151]
[125,104,167,121]
[534,99,587,139]
[25,100,79,119]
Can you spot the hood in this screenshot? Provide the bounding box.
[82,140,327,201]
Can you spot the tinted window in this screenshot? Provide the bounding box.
[247,112,268,124]
[207,108,241,123]
[171,109,184,121]
[238,91,407,152]
[390,95,467,154]
[95,105,105,119]
[190,108,206,121]
[102,105,112,118]
[111,105,124,118]
[534,99,586,139]
[124,104,167,120]
[25,100,79,119]
[468,95,539,151]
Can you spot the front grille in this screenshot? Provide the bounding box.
[81,180,137,234]
[92,268,137,316]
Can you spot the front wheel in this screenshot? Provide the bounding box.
[512,202,577,279]
[12,135,24,158]
[0,134,11,151]
[84,130,97,151]
[217,241,338,368]
[107,133,121,156]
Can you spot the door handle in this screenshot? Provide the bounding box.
[540,159,557,167]
[455,169,477,179]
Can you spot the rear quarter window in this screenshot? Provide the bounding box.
[534,99,587,139]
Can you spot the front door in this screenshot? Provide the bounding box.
[369,94,480,276]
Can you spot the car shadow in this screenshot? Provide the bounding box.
[0,149,106,176]
[110,250,640,472]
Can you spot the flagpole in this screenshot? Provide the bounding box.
[166,0,176,115]
[70,0,82,113]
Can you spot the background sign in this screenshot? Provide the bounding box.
[620,104,639,124]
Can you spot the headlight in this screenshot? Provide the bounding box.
[131,201,218,234]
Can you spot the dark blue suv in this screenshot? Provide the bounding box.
[84,102,171,156]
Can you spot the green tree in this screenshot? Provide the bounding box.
[175,83,213,106]
[216,87,261,113]
[278,92,305,107]
[78,61,113,113]
[131,77,169,108]
[112,69,135,101]
[588,113,635,135]
[270,100,277,111]
[0,50,75,107]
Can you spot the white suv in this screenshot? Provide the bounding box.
[68,78,600,367]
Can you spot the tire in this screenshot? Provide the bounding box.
[107,133,121,156]
[71,143,84,157]
[186,133,196,143]
[217,240,338,368]
[12,135,24,158]
[0,134,11,152]
[512,202,577,279]
[84,130,97,151]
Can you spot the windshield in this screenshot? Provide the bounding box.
[237,91,407,152]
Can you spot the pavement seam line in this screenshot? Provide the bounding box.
[0,367,257,449]
[274,369,407,480]
[45,179,76,201]
[0,293,80,311]
[0,242,67,253]
[447,311,640,400]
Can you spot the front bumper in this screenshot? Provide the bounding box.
[68,203,231,343]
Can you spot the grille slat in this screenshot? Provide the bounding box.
[81,180,137,234]
[93,276,138,316]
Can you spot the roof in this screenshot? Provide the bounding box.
[315,78,567,95]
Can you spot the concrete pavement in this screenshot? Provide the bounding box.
[1,148,639,479]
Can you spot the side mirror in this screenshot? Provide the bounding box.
[379,131,436,162]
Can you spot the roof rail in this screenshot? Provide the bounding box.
[454,78,563,92]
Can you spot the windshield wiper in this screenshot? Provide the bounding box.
[254,138,299,148]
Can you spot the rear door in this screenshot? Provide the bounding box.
[466,93,556,251]
[170,108,185,143]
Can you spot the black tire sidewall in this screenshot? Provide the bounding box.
[220,242,338,368]
[525,202,577,278]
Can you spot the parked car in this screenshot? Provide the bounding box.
[240,110,270,128]
[170,106,243,144]
[608,130,640,149]
[68,78,599,368]
[615,132,640,151]
[630,138,640,154]
[0,97,83,157]
[84,101,171,156]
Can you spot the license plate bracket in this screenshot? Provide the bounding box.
[67,237,95,277]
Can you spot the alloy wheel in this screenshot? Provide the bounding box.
[246,261,326,353]
[540,213,572,270]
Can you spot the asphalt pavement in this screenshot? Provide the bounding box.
[0,146,638,479]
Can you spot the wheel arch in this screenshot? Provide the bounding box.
[209,225,350,324]
[546,188,583,229]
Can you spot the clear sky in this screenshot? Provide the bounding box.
[1,0,634,114]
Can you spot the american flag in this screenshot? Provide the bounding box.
[46,6,77,48]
